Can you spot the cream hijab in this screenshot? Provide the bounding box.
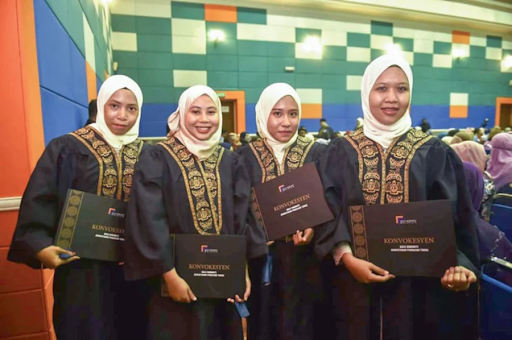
[255,83,302,165]
[167,85,222,161]
[362,54,413,149]
[90,75,143,150]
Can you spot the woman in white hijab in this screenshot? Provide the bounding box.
[8,75,149,340]
[318,55,480,340]
[236,83,332,340]
[124,85,264,340]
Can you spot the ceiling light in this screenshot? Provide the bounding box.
[503,55,512,69]
[452,48,468,59]
[302,36,322,53]
[208,30,225,42]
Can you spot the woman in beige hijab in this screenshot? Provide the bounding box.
[124,85,266,340]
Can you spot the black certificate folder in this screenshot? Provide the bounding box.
[349,200,457,277]
[54,189,127,262]
[164,234,247,299]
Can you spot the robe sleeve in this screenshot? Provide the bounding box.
[232,152,268,259]
[313,139,353,260]
[426,141,480,274]
[7,138,67,269]
[124,147,174,281]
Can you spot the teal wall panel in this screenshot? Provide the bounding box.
[173,54,206,70]
[171,1,204,20]
[267,42,295,58]
[112,14,136,32]
[296,28,321,42]
[138,52,173,70]
[206,55,239,71]
[371,20,393,36]
[207,39,238,55]
[239,72,268,88]
[268,57,295,72]
[208,71,239,89]
[324,46,346,60]
[487,35,502,48]
[348,33,370,48]
[296,74,322,88]
[136,17,172,35]
[239,56,267,72]
[114,51,138,68]
[237,7,267,24]
[268,73,295,86]
[137,34,172,52]
[238,40,268,56]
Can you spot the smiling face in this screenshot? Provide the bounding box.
[369,66,410,126]
[104,89,139,135]
[267,95,299,143]
[184,94,220,141]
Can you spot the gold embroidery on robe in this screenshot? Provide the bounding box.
[249,136,314,183]
[345,128,432,205]
[160,137,224,235]
[70,127,144,202]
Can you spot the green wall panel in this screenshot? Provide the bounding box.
[347,33,370,48]
[237,7,267,25]
[244,88,265,103]
[141,86,174,103]
[173,54,206,70]
[208,72,239,89]
[267,42,295,58]
[136,17,171,35]
[414,53,433,67]
[323,46,346,60]
[296,59,322,74]
[371,21,393,36]
[238,40,268,56]
[239,72,268,88]
[114,51,138,68]
[112,14,136,33]
[434,41,452,55]
[138,69,173,87]
[137,34,172,52]
[322,74,345,89]
[295,74,322,88]
[206,55,239,72]
[394,37,414,52]
[268,73,295,86]
[116,67,139,82]
[487,35,502,48]
[171,1,204,20]
[239,56,267,72]
[138,52,173,70]
[267,57,295,72]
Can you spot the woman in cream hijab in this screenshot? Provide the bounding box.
[124,85,265,340]
[318,54,480,339]
[236,83,332,340]
[8,75,149,340]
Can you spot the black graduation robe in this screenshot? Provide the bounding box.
[8,126,150,340]
[236,136,333,340]
[319,128,480,340]
[123,137,267,340]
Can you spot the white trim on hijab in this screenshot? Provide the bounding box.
[89,75,143,151]
[167,85,222,161]
[255,83,302,166]
[362,54,413,149]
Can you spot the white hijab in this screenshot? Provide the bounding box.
[90,75,143,150]
[362,54,413,149]
[255,83,302,165]
[167,85,222,161]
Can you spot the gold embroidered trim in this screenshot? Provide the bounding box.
[249,136,314,183]
[345,128,432,205]
[349,205,369,261]
[160,137,224,235]
[69,127,143,202]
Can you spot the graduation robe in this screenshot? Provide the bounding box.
[8,127,150,340]
[319,128,480,340]
[123,137,267,340]
[236,136,333,340]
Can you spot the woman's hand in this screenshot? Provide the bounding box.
[441,266,477,292]
[342,253,395,283]
[35,246,79,269]
[163,269,197,303]
[293,228,314,246]
[228,266,251,303]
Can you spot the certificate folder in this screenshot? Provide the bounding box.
[54,189,127,262]
[349,200,457,277]
[251,163,334,241]
[162,234,246,299]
